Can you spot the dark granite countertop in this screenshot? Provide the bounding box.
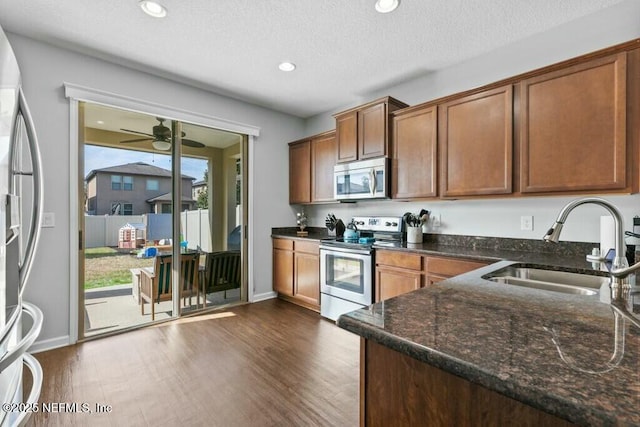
[337,261,640,427]
[271,227,330,241]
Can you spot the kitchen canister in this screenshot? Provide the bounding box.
[406,226,423,244]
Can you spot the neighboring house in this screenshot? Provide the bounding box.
[85,162,196,215]
[192,180,207,200]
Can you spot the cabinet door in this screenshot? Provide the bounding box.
[359,102,387,159]
[273,246,294,296]
[392,105,438,199]
[336,111,358,163]
[294,252,320,306]
[289,141,311,204]
[375,266,422,302]
[440,85,513,197]
[311,132,337,202]
[520,53,627,193]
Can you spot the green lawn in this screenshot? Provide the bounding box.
[84,247,153,289]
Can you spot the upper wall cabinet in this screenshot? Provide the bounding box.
[392,104,438,199]
[519,52,630,194]
[289,140,311,204]
[334,96,408,163]
[439,85,513,197]
[311,131,337,202]
[288,130,337,204]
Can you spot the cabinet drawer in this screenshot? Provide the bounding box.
[376,250,422,271]
[294,240,319,255]
[273,238,294,250]
[426,257,487,277]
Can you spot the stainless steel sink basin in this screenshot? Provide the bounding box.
[482,265,609,296]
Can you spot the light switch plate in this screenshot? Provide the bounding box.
[42,212,55,228]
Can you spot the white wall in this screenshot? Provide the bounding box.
[9,33,305,349]
[302,0,640,244]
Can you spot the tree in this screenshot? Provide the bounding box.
[196,168,208,209]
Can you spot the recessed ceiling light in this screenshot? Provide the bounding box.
[139,1,167,18]
[375,0,400,13]
[96,120,105,125]
[278,62,296,72]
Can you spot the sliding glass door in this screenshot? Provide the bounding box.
[79,102,247,339]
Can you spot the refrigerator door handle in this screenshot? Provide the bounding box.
[0,302,43,374]
[13,353,43,427]
[15,89,43,291]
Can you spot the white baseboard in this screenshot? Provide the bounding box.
[28,335,71,354]
[251,291,277,303]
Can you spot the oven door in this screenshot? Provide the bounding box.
[320,247,373,305]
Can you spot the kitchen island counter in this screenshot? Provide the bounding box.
[337,261,640,426]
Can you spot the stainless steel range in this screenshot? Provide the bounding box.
[320,216,403,321]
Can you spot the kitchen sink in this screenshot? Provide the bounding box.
[482,265,609,296]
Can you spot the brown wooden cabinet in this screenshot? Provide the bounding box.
[375,249,489,302]
[272,238,294,296]
[392,104,438,199]
[272,237,320,311]
[519,52,630,194]
[289,141,311,204]
[310,131,337,202]
[289,130,337,204]
[439,85,514,197]
[334,96,408,164]
[361,339,574,427]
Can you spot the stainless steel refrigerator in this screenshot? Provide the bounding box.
[0,23,44,427]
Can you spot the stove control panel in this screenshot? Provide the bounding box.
[352,216,403,233]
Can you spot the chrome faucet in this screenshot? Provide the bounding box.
[543,197,640,303]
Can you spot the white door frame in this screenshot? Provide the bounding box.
[64,83,260,343]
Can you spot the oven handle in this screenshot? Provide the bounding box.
[319,246,373,257]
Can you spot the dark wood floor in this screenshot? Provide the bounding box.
[29,299,360,426]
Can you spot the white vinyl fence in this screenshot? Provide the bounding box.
[85,215,144,248]
[85,210,212,251]
[181,209,212,252]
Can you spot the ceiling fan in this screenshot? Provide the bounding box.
[120,117,206,150]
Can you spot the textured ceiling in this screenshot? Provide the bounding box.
[0,0,627,118]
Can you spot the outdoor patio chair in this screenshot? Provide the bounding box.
[139,252,200,320]
[203,251,241,299]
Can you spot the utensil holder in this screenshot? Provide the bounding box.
[406,226,422,244]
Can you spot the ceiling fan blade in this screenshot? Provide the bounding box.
[120,128,155,137]
[121,137,153,143]
[181,139,205,148]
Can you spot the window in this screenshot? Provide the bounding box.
[110,202,133,215]
[161,203,171,214]
[111,175,121,190]
[146,179,159,191]
[123,176,133,191]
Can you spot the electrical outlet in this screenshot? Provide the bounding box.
[520,215,533,231]
[432,214,441,228]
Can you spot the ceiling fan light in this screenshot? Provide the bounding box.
[375,0,400,13]
[139,1,167,18]
[152,139,172,151]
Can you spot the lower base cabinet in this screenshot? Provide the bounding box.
[375,249,489,302]
[361,339,574,427]
[272,238,320,311]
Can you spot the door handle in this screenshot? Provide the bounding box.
[0,302,43,373]
[14,89,44,292]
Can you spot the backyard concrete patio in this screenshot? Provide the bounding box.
[84,283,241,337]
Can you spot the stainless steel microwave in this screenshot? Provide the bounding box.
[334,157,389,200]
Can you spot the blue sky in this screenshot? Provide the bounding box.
[84,145,208,182]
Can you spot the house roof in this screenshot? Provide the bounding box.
[85,162,195,181]
[192,180,207,187]
[146,192,196,203]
